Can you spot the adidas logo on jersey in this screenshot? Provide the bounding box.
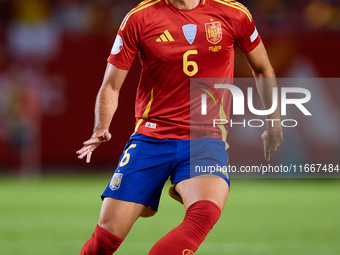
[156,30,174,42]
[145,122,157,129]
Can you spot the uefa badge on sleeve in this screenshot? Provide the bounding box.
[109,173,123,191]
[111,35,123,55]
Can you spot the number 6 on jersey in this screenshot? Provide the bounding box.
[183,50,198,76]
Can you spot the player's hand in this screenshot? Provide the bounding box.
[261,128,283,161]
[76,130,112,163]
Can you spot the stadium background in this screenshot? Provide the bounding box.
[0,0,339,255]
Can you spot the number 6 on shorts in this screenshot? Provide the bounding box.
[119,144,137,167]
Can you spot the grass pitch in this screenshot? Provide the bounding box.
[0,174,339,255]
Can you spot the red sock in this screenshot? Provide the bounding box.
[148,200,221,255]
[80,224,124,255]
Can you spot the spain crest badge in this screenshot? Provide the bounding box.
[109,173,123,191]
[205,21,222,44]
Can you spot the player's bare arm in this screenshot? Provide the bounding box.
[245,41,284,161]
[77,64,128,163]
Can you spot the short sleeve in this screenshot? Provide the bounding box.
[234,11,261,53]
[107,13,140,70]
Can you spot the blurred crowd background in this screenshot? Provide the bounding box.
[0,0,339,175]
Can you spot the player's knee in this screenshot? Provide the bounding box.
[185,200,221,231]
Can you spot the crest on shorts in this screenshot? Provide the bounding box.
[110,173,123,191]
[205,21,222,44]
[182,24,197,44]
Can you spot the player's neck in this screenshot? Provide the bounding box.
[169,0,201,10]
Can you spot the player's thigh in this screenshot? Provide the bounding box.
[175,175,229,211]
[98,197,146,239]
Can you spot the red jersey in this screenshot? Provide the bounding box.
[108,0,261,141]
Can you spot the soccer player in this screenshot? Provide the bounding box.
[76,0,283,254]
